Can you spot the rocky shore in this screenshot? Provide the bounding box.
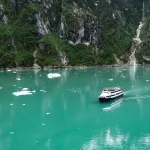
[0,63,146,71]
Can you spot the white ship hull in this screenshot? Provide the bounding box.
[98,87,124,102]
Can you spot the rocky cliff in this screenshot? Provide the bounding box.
[0,0,148,68]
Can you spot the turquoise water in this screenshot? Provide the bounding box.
[0,66,150,150]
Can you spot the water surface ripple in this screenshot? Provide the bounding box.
[0,66,150,149]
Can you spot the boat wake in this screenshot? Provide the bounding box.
[124,95,150,101]
[102,98,123,112]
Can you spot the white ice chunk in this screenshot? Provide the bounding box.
[22,88,28,91]
[40,90,47,92]
[46,112,50,115]
[109,79,113,81]
[47,73,61,78]
[16,78,21,80]
[10,132,14,134]
[13,90,32,96]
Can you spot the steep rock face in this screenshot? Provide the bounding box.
[0,0,145,67]
[60,2,101,49]
[136,0,150,64]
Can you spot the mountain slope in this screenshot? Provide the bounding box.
[0,0,146,68]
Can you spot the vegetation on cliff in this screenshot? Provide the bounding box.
[0,0,149,68]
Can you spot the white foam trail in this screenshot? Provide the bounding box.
[10,104,13,106]
[7,70,11,72]
[42,123,46,126]
[103,99,122,112]
[47,73,61,78]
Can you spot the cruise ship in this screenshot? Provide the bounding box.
[98,87,124,102]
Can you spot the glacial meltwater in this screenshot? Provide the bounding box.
[0,66,150,150]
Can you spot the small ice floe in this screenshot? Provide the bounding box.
[74,91,77,92]
[146,80,149,82]
[10,104,14,106]
[13,85,16,87]
[42,123,46,126]
[7,70,11,72]
[39,75,42,76]
[109,79,113,81]
[0,87,2,89]
[13,72,16,73]
[16,77,21,80]
[10,132,14,134]
[123,69,126,70]
[47,73,61,79]
[22,104,26,106]
[13,91,32,96]
[46,112,50,115]
[40,90,47,92]
[22,88,28,90]
[132,86,134,88]
[12,88,33,96]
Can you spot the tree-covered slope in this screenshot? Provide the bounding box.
[0,0,146,68]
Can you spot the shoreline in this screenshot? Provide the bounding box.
[0,64,148,71]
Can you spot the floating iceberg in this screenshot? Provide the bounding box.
[47,73,61,78]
